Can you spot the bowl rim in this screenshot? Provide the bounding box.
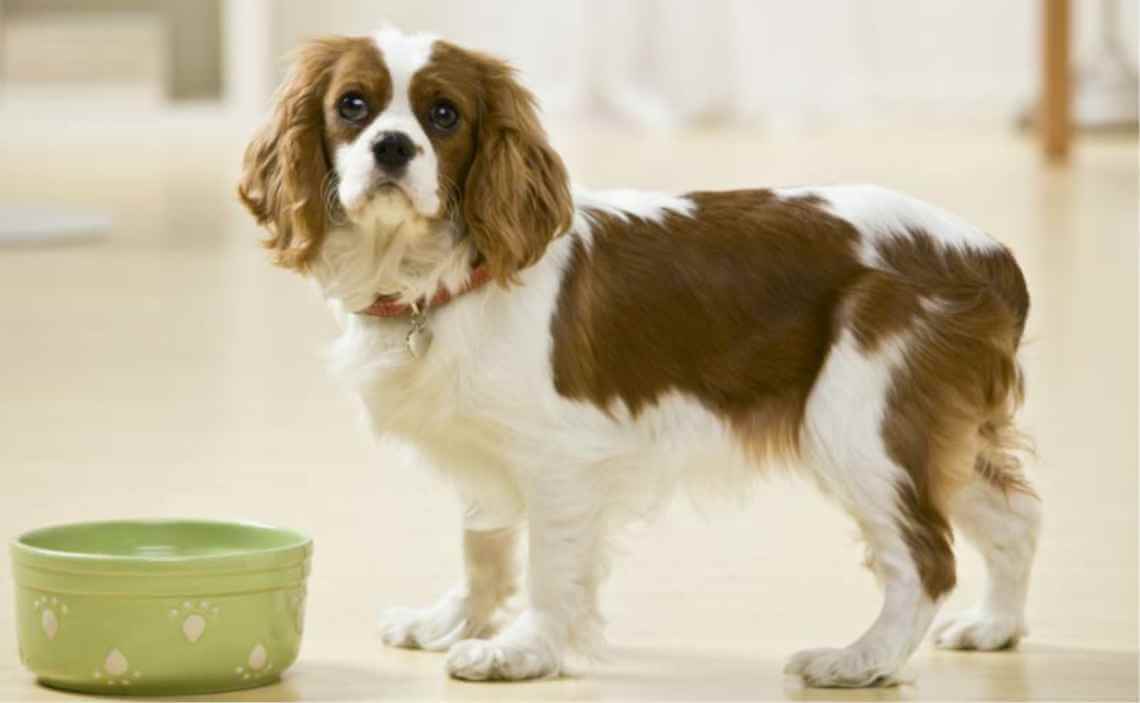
[10,518,312,574]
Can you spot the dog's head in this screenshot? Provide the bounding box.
[238,27,572,292]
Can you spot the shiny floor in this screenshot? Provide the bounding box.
[0,115,1136,701]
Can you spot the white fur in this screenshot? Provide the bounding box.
[778,184,1001,267]
[335,28,441,217]
[570,186,695,242]
[381,526,520,651]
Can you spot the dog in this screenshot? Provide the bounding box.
[238,26,1041,687]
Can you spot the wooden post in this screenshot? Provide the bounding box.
[1042,0,1071,162]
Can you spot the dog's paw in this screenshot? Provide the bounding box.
[784,646,902,688]
[932,610,1025,651]
[445,637,558,681]
[379,591,491,652]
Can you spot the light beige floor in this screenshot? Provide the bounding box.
[0,114,1136,702]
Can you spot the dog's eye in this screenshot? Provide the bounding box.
[337,92,370,123]
[428,100,460,131]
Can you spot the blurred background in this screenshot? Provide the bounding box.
[1,2,1136,701]
[0,0,1137,127]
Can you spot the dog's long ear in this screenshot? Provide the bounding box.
[238,39,344,270]
[462,54,573,284]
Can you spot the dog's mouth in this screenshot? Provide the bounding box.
[343,177,416,219]
[371,178,412,202]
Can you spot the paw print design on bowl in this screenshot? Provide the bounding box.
[92,648,143,687]
[31,596,68,640]
[235,642,274,681]
[169,600,221,643]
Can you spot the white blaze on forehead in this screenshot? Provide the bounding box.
[334,26,441,216]
[373,26,436,83]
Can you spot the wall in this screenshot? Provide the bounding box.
[1,0,223,100]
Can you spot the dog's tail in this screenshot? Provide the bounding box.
[973,244,1034,495]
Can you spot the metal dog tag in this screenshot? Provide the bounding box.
[405,304,433,359]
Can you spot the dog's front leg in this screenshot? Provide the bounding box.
[381,508,522,651]
[447,473,604,681]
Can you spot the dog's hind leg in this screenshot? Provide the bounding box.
[933,463,1041,651]
[784,514,946,687]
[785,330,952,687]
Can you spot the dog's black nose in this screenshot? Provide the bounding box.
[372,131,416,171]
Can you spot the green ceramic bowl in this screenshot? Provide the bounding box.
[11,519,312,696]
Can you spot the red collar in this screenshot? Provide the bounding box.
[358,266,494,318]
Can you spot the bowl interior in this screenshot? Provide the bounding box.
[16,520,309,560]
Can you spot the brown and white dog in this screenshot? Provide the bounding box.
[238,27,1040,687]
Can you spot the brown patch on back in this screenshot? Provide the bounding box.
[553,190,1033,602]
[844,271,923,351]
[551,190,865,458]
